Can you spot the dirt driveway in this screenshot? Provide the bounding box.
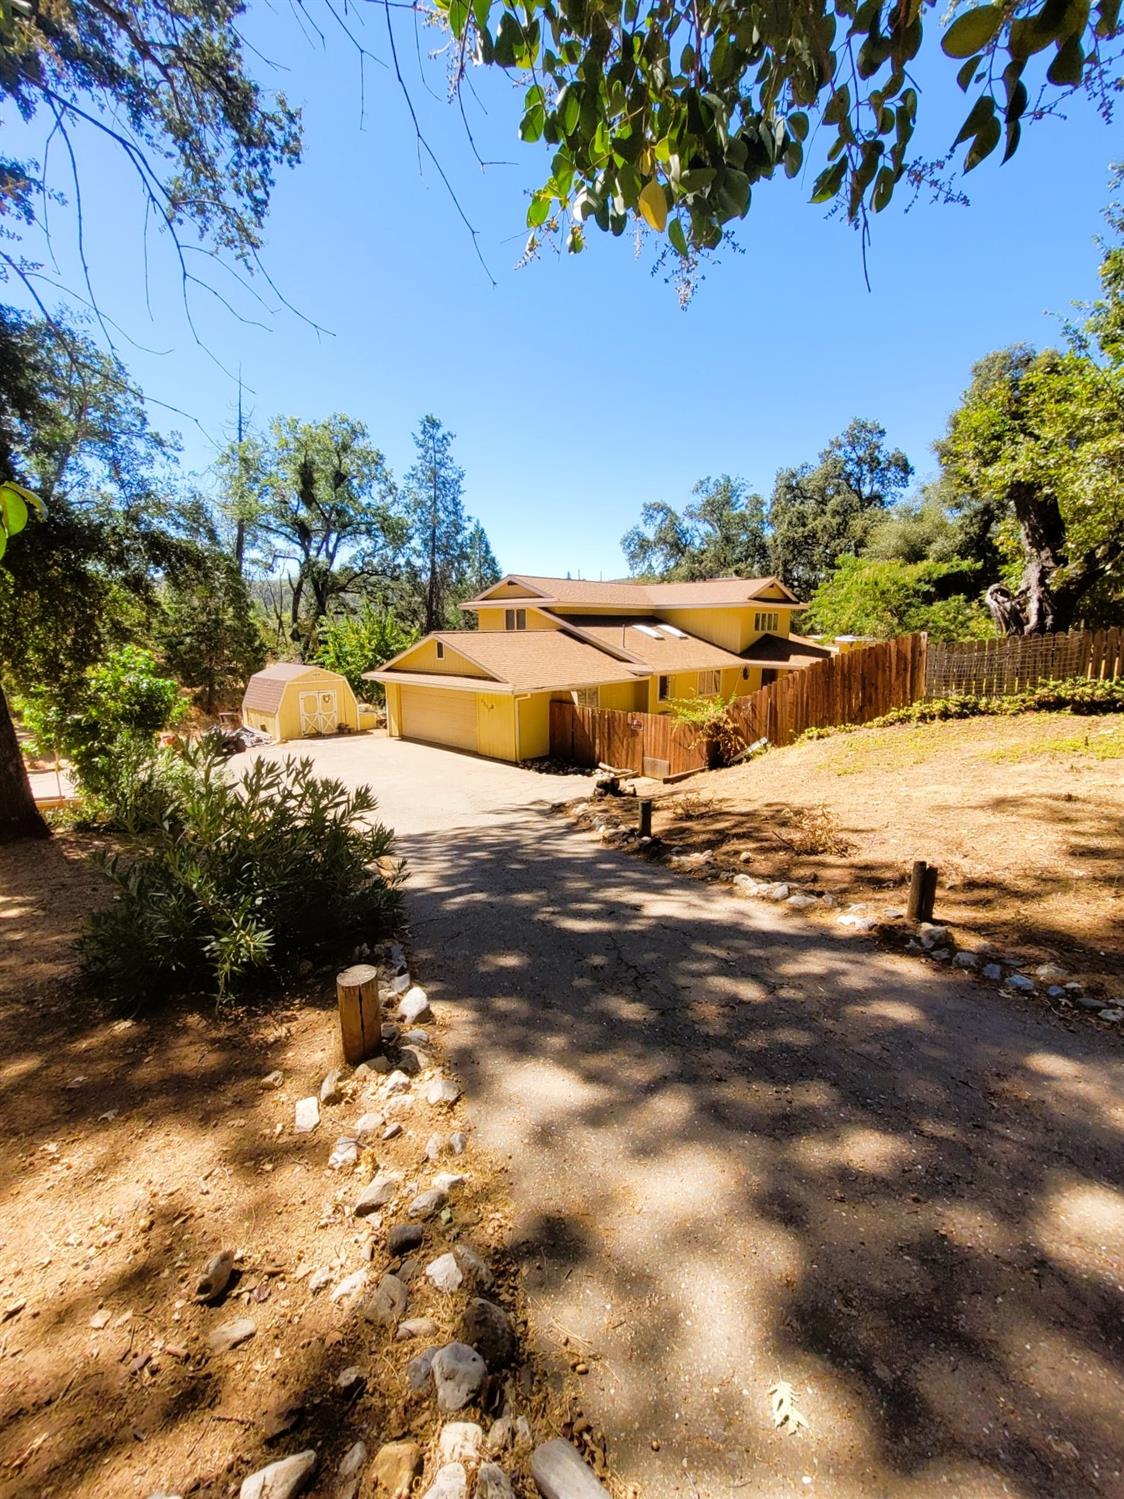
[259,736,1124,1498]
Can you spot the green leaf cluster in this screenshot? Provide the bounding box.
[18,644,188,812]
[316,603,419,698]
[452,0,1121,256]
[806,555,994,641]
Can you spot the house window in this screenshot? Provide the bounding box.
[657,675,671,702]
[505,608,527,631]
[754,610,780,632]
[698,670,720,695]
[574,687,599,709]
[436,641,445,659]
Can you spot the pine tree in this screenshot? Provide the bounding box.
[404,416,470,632]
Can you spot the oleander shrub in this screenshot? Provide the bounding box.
[82,741,402,999]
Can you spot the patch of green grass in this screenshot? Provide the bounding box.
[985,724,1124,764]
[827,725,942,776]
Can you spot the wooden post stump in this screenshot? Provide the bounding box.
[907,861,928,922]
[921,863,939,922]
[638,798,653,839]
[336,963,381,1066]
[907,860,939,922]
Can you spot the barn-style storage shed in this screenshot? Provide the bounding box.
[241,664,359,743]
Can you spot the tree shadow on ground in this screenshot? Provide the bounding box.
[608,783,1124,986]
[0,835,513,1499]
[397,807,1124,1498]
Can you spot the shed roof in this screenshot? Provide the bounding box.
[242,663,326,714]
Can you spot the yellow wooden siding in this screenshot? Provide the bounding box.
[385,682,401,736]
[392,638,490,676]
[515,694,550,759]
[400,685,477,751]
[654,604,796,654]
[476,606,559,633]
[598,680,647,711]
[722,666,753,698]
[477,578,543,601]
[657,607,743,653]
[246,710,281,739]
[478,693,518,760]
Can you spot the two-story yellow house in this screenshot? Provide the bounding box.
[366,573,830,762]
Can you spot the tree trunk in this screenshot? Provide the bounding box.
[426,473,439,634]
[0,682,50,842]
[984,482,1120,636]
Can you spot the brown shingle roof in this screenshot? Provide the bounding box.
[465,573,802,608]
[558,615,746,671]
[741,633,833,668]
[363,670,512,694]
[242,663,319,714]
[376,630,644,692]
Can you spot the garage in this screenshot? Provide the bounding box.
[400,685,477,753]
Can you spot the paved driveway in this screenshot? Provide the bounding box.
[258,735,1124,1498]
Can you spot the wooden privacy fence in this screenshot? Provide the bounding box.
[925,628,1123,698]
[550,633,928,777]
[727,632,927,748]
[549,698,710,778]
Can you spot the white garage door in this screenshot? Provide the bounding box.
[400,686,478,753]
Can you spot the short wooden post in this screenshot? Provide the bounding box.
[638,797,653,839]
[921,863,939,922]
[907,860,928,923]
[336,963,381,1066]
[907,860,939,922]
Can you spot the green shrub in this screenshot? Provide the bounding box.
[795,676,1124,742]
[668,694,747,768]
[316,604,418,699]
[82,742,403,998]
[19,644,187,815]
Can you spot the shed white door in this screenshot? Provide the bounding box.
[400,686,477,753]
[299,689,338,735]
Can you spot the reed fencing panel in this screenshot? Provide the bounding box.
[925,628,1123,698]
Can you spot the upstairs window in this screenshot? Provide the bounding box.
[436,640,445,659]
[754,610,780,632]
[697,670,720,695]
[574,687,599,709]
[505,608,527,630]
[657,674,671,702]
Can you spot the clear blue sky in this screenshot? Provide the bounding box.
[6,6,1119,579]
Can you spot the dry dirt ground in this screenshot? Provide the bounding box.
[0,834,593,1499]
[616,711,1124,1001]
